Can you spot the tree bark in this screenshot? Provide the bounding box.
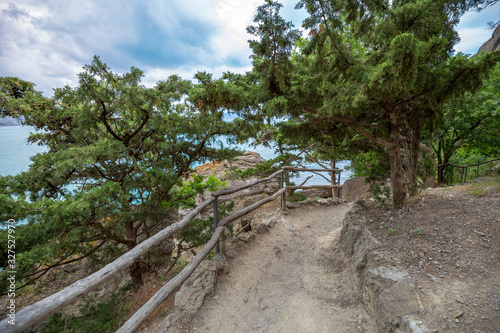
[389,109,406,209]
[388,147,406,209]
[124,222,143,290]
[406,118,422,196]
[130,261,144,290]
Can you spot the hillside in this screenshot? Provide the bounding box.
[141,175,500,332]
[2,171,498,332]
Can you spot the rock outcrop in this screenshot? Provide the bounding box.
[339,201,430,333]
[341,177,372,202]
[194,151,279,208]
[174,254,227,314]
[477,25,500,54]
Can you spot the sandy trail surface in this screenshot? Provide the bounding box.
[169,202,375,333]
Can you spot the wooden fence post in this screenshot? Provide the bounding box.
[337,171,341,198]
[213,198,220,254]
[282,170,287,212]
[330,170,335,198]
[442,165,447,185]
[220,228,226,255]
[280,172,284,209]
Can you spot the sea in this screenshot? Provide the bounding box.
[0,125,351,185]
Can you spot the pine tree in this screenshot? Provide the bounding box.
[281,0,500,208]
[0,57,239,289]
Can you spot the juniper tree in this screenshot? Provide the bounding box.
[276,0,500,208]
[429,63,500,182]
[0,57,239,289]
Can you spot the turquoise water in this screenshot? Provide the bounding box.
[0,126,350,184]
[0,126,47,176]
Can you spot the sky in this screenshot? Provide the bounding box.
[1,0,499,97]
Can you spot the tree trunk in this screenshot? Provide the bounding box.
[436,141,444,183]
[388,147,406,209]
[124,222,143,290]
[130,261,144,290]
[407,120,422,196]
[389,109,406,209]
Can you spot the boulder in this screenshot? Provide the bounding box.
[174,254,227,314]
[492,161,500,175]
[341,177,372,202]
[339,201,428,332]
[395,316,434,333]
[339,200,370,257]
[375,277,425,331]
[300,188,333,198]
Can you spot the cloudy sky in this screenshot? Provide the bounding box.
[1,0,499,97]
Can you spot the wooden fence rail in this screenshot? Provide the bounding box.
[438,157,500,185]
[0,166,343,333]
[116,187,288,333]
[0,198,215,333]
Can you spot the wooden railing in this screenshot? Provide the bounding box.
[0,167,342,333]
[438,157,500,185]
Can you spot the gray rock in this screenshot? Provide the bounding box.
[342,177,372,202]
[300,188,333,198]
[339,202,368,257]
[339,202,431,333]
[395,316,434,333]
[238,232,256,242]
[477,25,500,54]
[174,255,227,314]
[376,278,425,331]
[365,266,409,301]
[352,228,381,273]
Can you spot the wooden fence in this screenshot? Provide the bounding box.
[439,157,500,185]
[0,167,342,333]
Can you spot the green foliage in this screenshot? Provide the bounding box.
[247,0,301,99]
[177,201,235,249]
[0,57,241,289]
[370,183,391,210]
[166,174,226,209]
[287,192,308,203]
[40,291,127,333]
[413,228,422,237]
[235,153,297,179]
[349,150,391,182]
[171,257,189,275]
[429,63,500,182]
[387,227,396,236]
[271,0,500,208]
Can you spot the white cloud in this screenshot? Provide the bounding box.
[0,1,143,95]
[2,0,496,98]
[210,0,262,55]
[455,27,493,54]
[455,2,500,54]
[142,63,253,88]
[0,0,264,96]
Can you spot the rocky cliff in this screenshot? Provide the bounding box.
[477,25,500,54]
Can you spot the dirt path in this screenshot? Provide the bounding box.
[168,203,375,332]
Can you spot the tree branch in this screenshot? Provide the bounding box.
[357,125,394,149]
[99,100,124,142]
[123,107,150,145]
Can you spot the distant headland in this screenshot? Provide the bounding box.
[0,116,21,126]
